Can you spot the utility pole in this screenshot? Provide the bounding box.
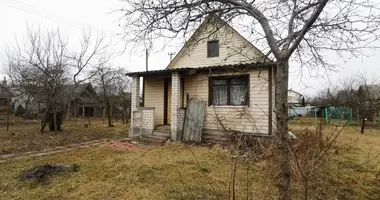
[146,49,149,71]
[168,52,175,62]
[142,49,148,107]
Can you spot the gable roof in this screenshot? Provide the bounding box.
[166,14,269,69]
[33,83,97,102]
[0,85,13,99]
[288,89,303,97]
[63,83,96,97]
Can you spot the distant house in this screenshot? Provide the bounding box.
[33,83,104,117]
[0,77,13,120]
[288,89,304,106]
[126,14,276,142]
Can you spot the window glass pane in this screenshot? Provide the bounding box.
[231,77,247,85]
[230,85,248,105]
[213,85,227,105]
[213,79,227,85]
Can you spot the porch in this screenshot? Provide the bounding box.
[129,70,186,141]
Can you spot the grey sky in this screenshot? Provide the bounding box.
[1,0,379,98]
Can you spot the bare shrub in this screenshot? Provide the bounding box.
[288,123,346,199]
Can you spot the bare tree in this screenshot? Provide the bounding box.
[91,66,131,127]
[118,0,380,199]
[65,33,112,120]
[312,72,380,133]
[5,27,111,132]
[356,73,380,122]
[6,61,44,114]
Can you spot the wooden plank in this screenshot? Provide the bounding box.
[183,99,206,143]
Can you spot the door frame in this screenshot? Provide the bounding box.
[164,79,170,125]
[164,78,185,125]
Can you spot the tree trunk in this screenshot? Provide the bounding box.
[275,59,291,200]
[67,95,71,120]
[106,99,113,127]
[361,117,365,134]
[53,109,57,133]
[122,110,125,124]
[25,98,29,114]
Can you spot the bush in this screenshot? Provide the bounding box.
[15,105,26,116]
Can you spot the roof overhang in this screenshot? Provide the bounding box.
[125,62,277,77]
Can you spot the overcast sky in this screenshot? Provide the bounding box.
[1,0,379,97]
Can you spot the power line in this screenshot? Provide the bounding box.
[0,0,106,33]
[2,0,105,33]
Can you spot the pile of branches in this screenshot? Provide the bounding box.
[19,164,79,184]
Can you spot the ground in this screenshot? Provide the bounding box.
[0,118,129,155]
[0,118,379,199]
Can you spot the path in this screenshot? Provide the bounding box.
[0,138,153,163]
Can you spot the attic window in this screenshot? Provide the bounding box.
[207,40,219,57]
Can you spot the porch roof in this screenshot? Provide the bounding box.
[125,61,276,77]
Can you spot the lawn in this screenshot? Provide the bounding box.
[0,118,129,155]
[0,121,379,200]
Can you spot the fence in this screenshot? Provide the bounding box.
[288,106,315,117]
[288,106,353,124]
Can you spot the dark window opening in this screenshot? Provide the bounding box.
[209,75,249,106]
[207,40,219,57]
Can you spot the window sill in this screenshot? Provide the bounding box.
[209,105,249,108]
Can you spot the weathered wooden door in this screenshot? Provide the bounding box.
[183,99,206,143]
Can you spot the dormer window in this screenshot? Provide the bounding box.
[207,40,219,57]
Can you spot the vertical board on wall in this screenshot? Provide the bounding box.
[183,99,206,143]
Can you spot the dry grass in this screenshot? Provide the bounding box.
[0,118,379,199]
[0,118,129,155]
[0,144,274,200]
[289,118,380,200]
[325,126,380,200]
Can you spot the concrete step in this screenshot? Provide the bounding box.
[152,131,171,138]
[144,134,168,141]
[139,137,166,145]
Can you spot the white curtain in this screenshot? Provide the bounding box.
[230,85,247,105]
[213,79,227,105]
[213,86,227,105]
[230,78,247,105]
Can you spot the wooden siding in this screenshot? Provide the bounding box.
[168,20,265,69]
[144,76,165,126]
[184,69,270,134]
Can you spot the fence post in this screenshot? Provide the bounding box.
[6,101,10,132]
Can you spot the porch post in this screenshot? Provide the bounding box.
[130,76,140,135]
[171,72,181,141]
